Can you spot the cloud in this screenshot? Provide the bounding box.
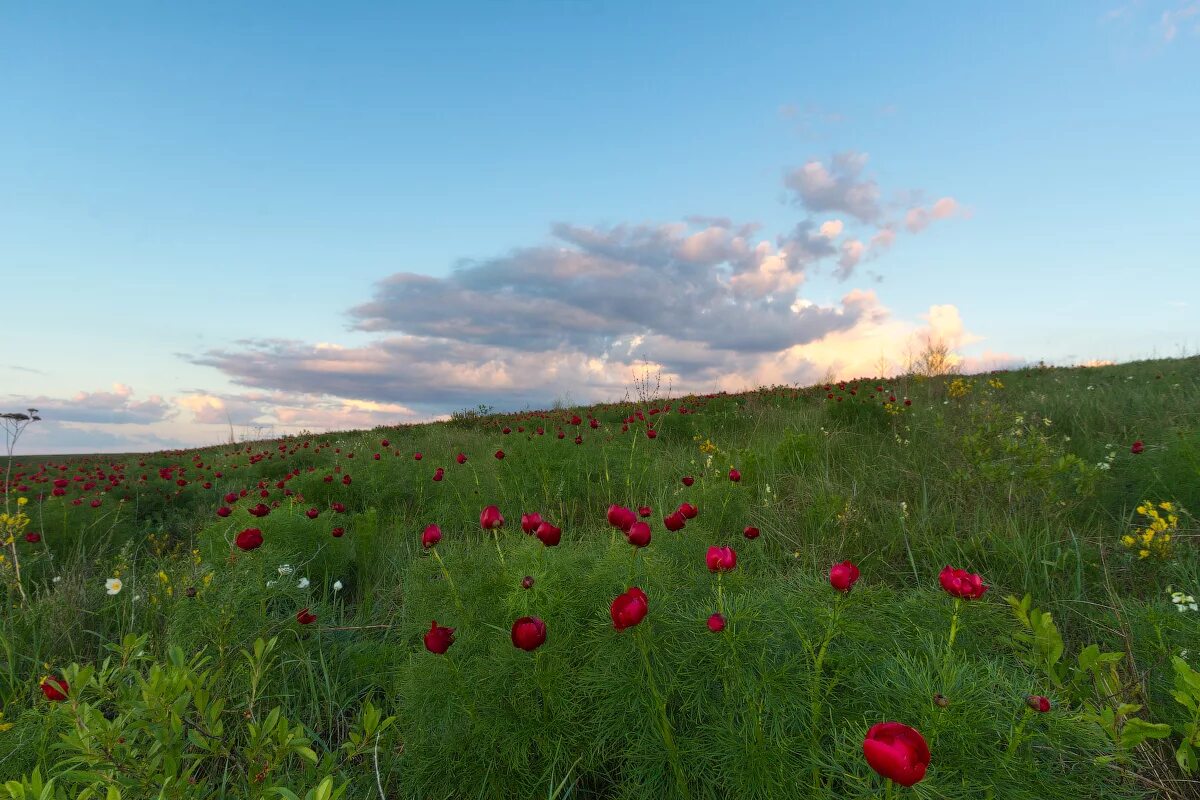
[189,155,975,418]
[904,197,963,233]
[784,151,882,223]
[3,384,176,426]
[1162,1,1200,40]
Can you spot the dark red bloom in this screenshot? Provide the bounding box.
[830,560,861,593]
[248,503,270,518]
[707,612,726,632]
[422,523,442,549]
[341,475,351,485]
[521,575,534,589]
[663,511,686,531]
[235,528,264,551]
[637,505,651,518]
[743,526,760,540]
[862,722,930,787]
[24,532,41,543]
[678,502,698,520]
[414,452,423,460]
[296,608,317,625]
[626,521,652,548]
[682,476,694,487]
[331,502,346,513]
[939,565,987,600]
[1131,440,1144,454]
[1028,695,1051,712]
[216,506,232,518]
[610,587,649,630]
[424,620,455,654]
[535,521,562,547]
[606,504,637,533]
[456,452,467,464]
[40,675,69,702]
[305,508,319,520]
[433,467,444,481]
[480,505,504,530]
[494,450,505,460]
[331,526,345,538]
[521,512,543,534]
[646,428,657,439]
[511,616,547,651]
[706,546,737,572]
[729,468,741,482]
[223,492,238,503]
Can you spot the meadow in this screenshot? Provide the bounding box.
[1,357,1198,799]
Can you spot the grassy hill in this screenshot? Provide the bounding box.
[1,357,1198,798]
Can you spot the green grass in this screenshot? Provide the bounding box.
[1,357,1198,798]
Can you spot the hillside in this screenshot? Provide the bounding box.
[1,357,1198,799]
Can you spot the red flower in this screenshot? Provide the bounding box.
[235,528,264,551]
[248,503,270,518]
[1131,440,1144,454]
[24,531,41,543]
[433,467,444,482]
[502,427,511,434]
[414,452,423,460]
[305,508,319,520]
[646,428,657,439]
[331,502,346,513]
[743,526,760,540]
[589,418,599,429]
[610,587,649,630]
[606,504,637,533]
[511,616,547,651]
[424,620,455,654]
[521,575,534,589]
[637,505,651,518]
[663,511,686,531]
[521,512,543,534]
[729,468,741,482]
[331,526,345,538]
[682,476,694,487]
[494,449,505,460]
[216,506,232,518]
[1028,695,1051,712]
[571,415,582,425]
[422,523,442,549]
[862,722,930,787]
[707,612,726,632]
[341,475,351,485]
[40,675,69,702]
[626,521,652,548]
[830,560,861,593]
[706,546,737,572]
[296,608,317,625]
[535,521,562,547]
[938,565,987,600]
[381,439,390,447]
[678,502,698,520]
[456,452,467,464]
[480,505,504,530]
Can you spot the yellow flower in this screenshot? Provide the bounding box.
[16,497,27,507]
[1139,549,1150,559]
[1121,535,1135,547]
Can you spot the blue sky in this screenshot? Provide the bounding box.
[2,1,1197,452]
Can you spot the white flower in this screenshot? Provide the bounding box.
[133,594,142,602]
[333,580,343,592]
[52,576,62,584]
[297,577,310,589]
[266,579,277,588]
[277,564,294,576]
[105,578,123,595]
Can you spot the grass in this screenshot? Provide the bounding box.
[0,357,1198,798]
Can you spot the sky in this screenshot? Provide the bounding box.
[2,1,1198,453]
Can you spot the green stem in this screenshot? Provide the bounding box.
[431,548,466,614]
[635,627,691,800]
[810,593,845,791]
